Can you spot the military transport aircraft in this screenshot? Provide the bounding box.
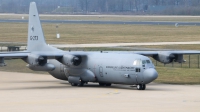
[0,2,200,90]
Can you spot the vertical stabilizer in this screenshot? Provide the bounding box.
[27,2,46,51]
[27,2,59,51]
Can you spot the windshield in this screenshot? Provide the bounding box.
[133,60,151,66]
[142,60,146,64]
[146,60,151,64]
[133,60,142,65]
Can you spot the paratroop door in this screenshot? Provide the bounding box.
[99,66,103,77]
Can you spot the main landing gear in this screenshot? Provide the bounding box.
[136,84,146,90]
[71,81,85,87]
[99,83,112,86]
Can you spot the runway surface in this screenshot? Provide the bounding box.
[0,19,200,25]
[0,71,199,112]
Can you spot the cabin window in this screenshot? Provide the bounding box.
[136,68,141,72]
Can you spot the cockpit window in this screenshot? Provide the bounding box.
[133,60,142,65]
[133,60,137,65]
[146,60,151,63]
[142,60,146,64]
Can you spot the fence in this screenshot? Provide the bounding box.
[151,55,200,69]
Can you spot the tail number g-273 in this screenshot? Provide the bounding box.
[30,36,38,40]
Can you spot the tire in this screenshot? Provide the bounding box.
[99,83,105,86]
[78,82,84,87]
[141,84,146,90]
[136,84,142,90]
[71,83,78,86]
[105,83,112,86]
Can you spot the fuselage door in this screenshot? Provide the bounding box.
[99,66,103,77]
[135,67,144,84]
[133,59,144,84]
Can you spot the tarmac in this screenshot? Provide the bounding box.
[0,71,200,112]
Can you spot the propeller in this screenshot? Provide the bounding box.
[72,56,82,66]
[38,56,47,66]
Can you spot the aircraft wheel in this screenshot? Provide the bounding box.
[136,84,142,90]
[105,83,112,86]
[99,83,105,86]
[141,84,146,90]
[71,83,78,86]
[78,81,85,87]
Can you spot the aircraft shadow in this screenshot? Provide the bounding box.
[60,82,173,91]
[0,80,174,91]
[0,86,74,91]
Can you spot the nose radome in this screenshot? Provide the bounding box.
[143,68,158,84]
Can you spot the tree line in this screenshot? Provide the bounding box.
[0,0,200,15]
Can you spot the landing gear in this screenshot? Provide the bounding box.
[71,83,78,86]
[71,81,85,87]
[99,83,112,86]
[105,83,112,86]
[99,83,105,86]
[136,84,146,90]
[78,81,85,87]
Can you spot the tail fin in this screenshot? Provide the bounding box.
[27,2,59,51]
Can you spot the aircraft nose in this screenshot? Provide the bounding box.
[143,68,158,84]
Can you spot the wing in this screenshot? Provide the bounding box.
[0,51,64,59]
[133,50,200,56]
[0,52,30,59]
[101,50,200,64]
[0,50,89,61]
[133,50,200,64]
[102,50,200,56]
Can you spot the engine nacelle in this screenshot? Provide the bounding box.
[153,52,185,64]
[25,54,47,66]
[174,54,186,63]
[58,54,82,66]
[27,63,55,71]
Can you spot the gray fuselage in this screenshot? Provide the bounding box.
[49,52,158,85]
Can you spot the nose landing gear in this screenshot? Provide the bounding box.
[136,84,146,90]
